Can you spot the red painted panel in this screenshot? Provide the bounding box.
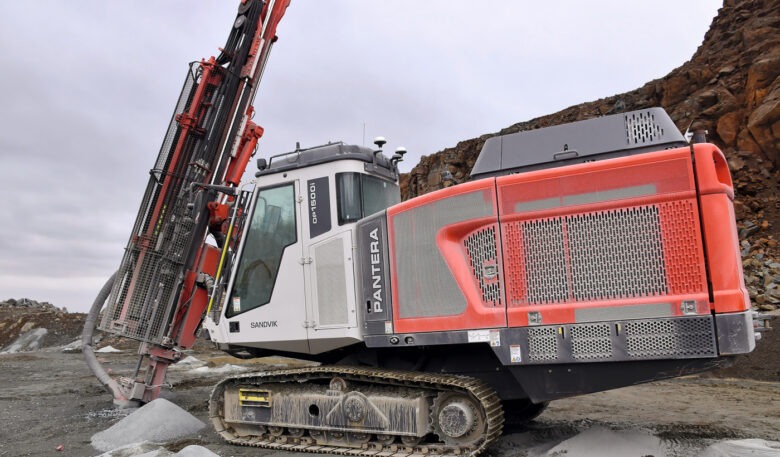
[388,180,507,333]
[497,147,713,327]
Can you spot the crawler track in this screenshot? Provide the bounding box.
[209,366,504,457]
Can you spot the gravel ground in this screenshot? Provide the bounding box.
[1,344,778,457]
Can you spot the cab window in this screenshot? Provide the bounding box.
[228,183,297,317]
[336,173,400,225]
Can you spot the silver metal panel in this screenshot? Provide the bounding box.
[562,184,656,207]
[515,197,561,213]
[514,184,657,213]
[575,303,673,323]
[393,190,494,318]
[715,311,756,355]
[471,108,687,179]
[315,237,349,326]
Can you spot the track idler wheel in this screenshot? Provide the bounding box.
[432,392,487,447]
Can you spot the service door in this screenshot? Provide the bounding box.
[307,231,358,334]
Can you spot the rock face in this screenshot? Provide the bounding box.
[400,0,780,310]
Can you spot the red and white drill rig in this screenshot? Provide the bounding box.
[84,1,766,455]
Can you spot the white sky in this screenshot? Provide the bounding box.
[0,1,721,312]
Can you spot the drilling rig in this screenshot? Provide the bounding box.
[85,1,764,456]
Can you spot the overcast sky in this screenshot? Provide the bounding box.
[0,1,721,312]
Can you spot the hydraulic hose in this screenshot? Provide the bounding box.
[82,272,136,407]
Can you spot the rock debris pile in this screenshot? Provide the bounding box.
[0,298,85,351]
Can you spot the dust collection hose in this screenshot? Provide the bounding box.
[82,272,137,407]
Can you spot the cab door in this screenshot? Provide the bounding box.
[220,180,310,353]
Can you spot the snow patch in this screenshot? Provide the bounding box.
[526,426,664,457]
[94,441,170,457]
[1,328,48,353]
[701,439,780,457]
[191,364,248,375]
[60,338,82,353]
[96,345,122,353]
[94,443,219,457]
[169,355,206,370]
[91,398,205,452]
[174,445,220,456]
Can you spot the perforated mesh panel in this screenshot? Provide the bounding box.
[659,200,707,294]
[315,237,349,327]
[521,219,568,304]
[393,190,494,318]
[568,206,667,300]
[625,110,664,144]
[528,327,559,361]
[99,66,202,344]
[624,317,716,358]
[519,316,716,366]
[570,324,613,360]
[503,223,528,307]
[464,226,502,307]
[503,202,705,307]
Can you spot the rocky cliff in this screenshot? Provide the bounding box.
[401,0,780,310]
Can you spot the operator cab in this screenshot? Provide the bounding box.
[204,141,401,357]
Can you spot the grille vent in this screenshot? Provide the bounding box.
[567,206,667,301]
[625,110,664,144]
[624,317,716,358]
[505,204,683,306]
[519,317,717,365]
[528,327,559,361]
[464,226,502,307]
[520,219,568,304]
[570,324,613,360]
[659,200,706,294]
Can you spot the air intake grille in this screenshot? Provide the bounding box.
[625,110,664,144]
[464,226,502,307]
[528,327,559,361]
[503,202,705,307]
[314,237,349,327]
[520,219,568,304]
[659,200,706,294]
[567,206,667,301]
[624,317,716,358]
[570,323,613,360]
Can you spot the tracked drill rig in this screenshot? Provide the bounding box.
[85,1,765,456]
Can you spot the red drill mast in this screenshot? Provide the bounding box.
[83,0,290,405]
